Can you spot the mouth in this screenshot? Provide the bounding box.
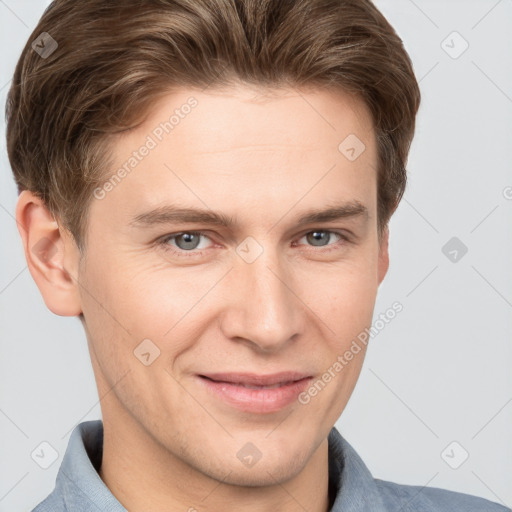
[197,372,313,413]
[199,371,311,386]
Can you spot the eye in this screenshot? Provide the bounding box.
[159,231,213,257]
[296,230,348,250]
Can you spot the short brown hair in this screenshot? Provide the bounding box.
[6,0,420,252]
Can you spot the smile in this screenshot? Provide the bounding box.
[197,372,313,414]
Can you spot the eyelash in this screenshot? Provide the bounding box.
[157,229,350,259]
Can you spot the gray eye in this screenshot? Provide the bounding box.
[306,231,332,247]
[174,232,202,250]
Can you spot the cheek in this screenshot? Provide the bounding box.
[298,256,379,336]
[81,252,225,370]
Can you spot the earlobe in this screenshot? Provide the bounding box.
[15,190,83,316]
[377,225,390,285]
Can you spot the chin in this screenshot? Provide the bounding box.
[219,457,306,488]
[204,440,311,488]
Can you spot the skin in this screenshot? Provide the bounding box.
[16,85,389,512]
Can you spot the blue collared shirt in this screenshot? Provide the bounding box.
[32,420,510,511]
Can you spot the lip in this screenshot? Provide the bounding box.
[197,372,313,413]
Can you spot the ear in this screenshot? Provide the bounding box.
[15,190,83,316]
[377,225,389,286]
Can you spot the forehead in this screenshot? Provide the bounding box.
[141,84,374,151]
[92,85,378,230]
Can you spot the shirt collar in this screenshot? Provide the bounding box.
[55,419,385,511]
[57,420,125,511]
[327,426,387,510]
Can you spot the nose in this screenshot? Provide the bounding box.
[219,247,305,353]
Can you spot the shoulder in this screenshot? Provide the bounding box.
[374,478,511,512]
[30,491,66,512]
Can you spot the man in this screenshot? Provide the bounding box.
[6,0,509,511]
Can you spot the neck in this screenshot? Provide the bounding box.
[98,405,332,512]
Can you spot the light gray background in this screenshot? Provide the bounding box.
[1,1,511,511]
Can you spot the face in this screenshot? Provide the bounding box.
[64,85,388,486]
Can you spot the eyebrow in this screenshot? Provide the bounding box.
[129,200,368,229]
